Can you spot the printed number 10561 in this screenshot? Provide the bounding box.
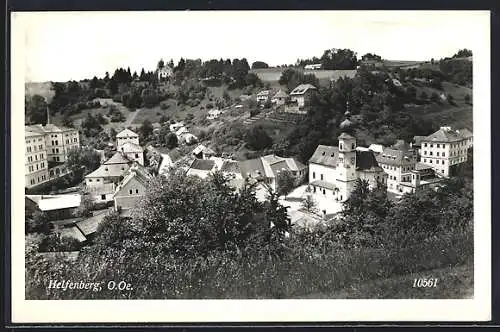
[413,278,438,288]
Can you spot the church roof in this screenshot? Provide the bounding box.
[339,119,353,129]
[356,150,383,171]
[309,145,339,167]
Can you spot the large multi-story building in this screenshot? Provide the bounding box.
[25,124,80,188]
[25,129,49,188]
[375,140,418,192]
[413,126,473,177]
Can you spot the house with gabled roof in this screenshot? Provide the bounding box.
[116,128,139,149]
[239,154,307,191]
[286,84,317,114]
[84,151,133,202]
[118,141,144,165]
[271,90,288,106]
[113,163,153,211]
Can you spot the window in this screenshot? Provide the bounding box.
[55,140,58,145]
[136,189,139,194]
[323,189,326,195]
[135,153,139,158]
[430,144,433,148]
[424,151,427,155]
[340,143,343,150]
[56,157,60,161]
[442,152,445,157]
[320,174,323,180]
[423,158,427,162]
[429,151,433,156]
[96,179,100,182]
[429,160,433,164]
[351,143,355,149]
[105,167,108,171]
[424,143,427,147]
[312,172,315,179]
[101,194,106,200]
[129,189,133,195]
[441,170,444,173]
[313,186,316,193]
[442,160,445,165]
[36,164,38,170]
[56,148,59,153]
[88,179,93,182]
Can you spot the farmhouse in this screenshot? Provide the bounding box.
[158,65,174,81]
[256,90,271,104]
[207,109,223,120]
[271,90,288,106]
[286,84,317,114]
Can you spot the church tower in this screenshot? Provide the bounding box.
[335,99,358,201]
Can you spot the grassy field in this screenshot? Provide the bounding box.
[298,261,473,299]
[250,68,357,86]
[407,81,473,130]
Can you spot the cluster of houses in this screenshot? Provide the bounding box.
[25,115,473,245]
[252,83,318,115]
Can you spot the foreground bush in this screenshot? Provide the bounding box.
[25,228,472,299]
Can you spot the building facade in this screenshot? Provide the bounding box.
[116,128,140,150]
[25,124,80,188]
[25,129,49,188]
[308,133,387,202]
[375,140,418,193]
[286,84,317,114]
[416,126,473,177]
[113,164,153,211]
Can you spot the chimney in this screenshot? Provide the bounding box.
[46,106,51,125]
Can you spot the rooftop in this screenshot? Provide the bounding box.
[189,159,216,171]
[116,128,139,138]
[26,124,76,134]
[290,84,317,96]
[104,152,132,165]
[26,194,81,211]
[423,126,473,143]
[309,145,339,167]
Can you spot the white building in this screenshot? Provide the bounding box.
[286,84,317,114]
[415,126,473,177]
[375,140,419,193]
[271,90,288,106]
[207,109,223,120]
[304,64,322,70]
[25,124,80,188]
[256,90,271,104]
[158,66,174,81]
[307,133,387,202]
[118,142,144,166]
[116,128,139,150]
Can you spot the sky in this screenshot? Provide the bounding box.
[14,10,489,82]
